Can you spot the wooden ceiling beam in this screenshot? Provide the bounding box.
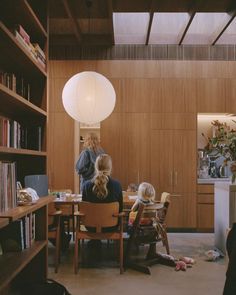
[178,0,205,45]
[178,11,195,45]
[61,0,82,44]
[211,11,236,45]
[145,12,154,45]
[107,0,114,45]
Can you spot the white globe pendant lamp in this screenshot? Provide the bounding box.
[62,71,116,124]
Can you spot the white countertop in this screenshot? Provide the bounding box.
[198,178,230,184]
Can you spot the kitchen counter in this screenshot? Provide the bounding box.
[214,182,236,254]
[198,178,230,184]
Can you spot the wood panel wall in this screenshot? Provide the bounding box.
[48,60,236,194]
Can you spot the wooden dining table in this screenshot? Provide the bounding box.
[53,192,164,236]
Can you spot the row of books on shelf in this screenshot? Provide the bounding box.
[0,161,17,213]
[13,24,46,69]
[0,70,31,101]
[0,116,42,151]
[0,213,36,253]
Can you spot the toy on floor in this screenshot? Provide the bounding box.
[205,250,221,261]
[179,256,195,265]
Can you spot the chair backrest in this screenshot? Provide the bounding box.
[160,192,170,204]
[158,192,171,224]
[79,201,119,232]
[24,174,48,197]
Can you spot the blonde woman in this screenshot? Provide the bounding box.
[76,132,105,191]
[82,154,123,213]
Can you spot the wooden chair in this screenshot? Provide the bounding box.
[48,202,62,273]
[74,201,124,274]
[53,189,76,240]
[125,192,171,274]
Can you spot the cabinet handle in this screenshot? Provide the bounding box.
[175,171,178,186]
[170,194,182,197]
[170,171,173,187]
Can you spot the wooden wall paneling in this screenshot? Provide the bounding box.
[197,79,227,112]
[49,60,97,78]
[49,78,67,112]
[151,113,196,130]
[150,130,173,197]
[48,112,74,190]
[122,79,151,113]
[100,113,126,189]
[226,79,236,114]
[173,130,197,194]
[109,78,123,113]
[123,113,150,189]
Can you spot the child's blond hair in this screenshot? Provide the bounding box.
[138,182,155,201]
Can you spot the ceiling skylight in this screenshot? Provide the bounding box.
[113,13,149,44]
[149,13,190,44]
[183,13,231,44]
[216,17,236,44]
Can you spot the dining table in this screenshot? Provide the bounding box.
[53,192,164,237]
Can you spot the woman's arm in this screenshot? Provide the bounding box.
[75,150,90,175]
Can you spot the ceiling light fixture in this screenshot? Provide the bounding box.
[62,71,116,124]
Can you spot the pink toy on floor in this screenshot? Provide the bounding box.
[179,256,195,265]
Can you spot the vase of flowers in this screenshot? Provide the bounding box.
[202,120,236,181]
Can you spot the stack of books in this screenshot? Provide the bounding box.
[0,161,17,212]
[0,213,36,253]
[13,24,46,69]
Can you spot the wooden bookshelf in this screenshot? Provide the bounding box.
[0,219,8,229]
[0,196,53,294]
[0,241,47,292]
[0,1,49,293]
[0,83,47,118]
[0,196,52,221]
[0,0,48,183]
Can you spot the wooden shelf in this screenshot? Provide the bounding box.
[0,22,47,78]
[0,147,47,157]
[0,218,9,229]
[0,241,47,293]
[0,84,47,119]
[0,196,53,221]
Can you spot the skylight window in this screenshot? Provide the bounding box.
[183,13,231,44]
[149,13,190,44]
[113,13,150,44]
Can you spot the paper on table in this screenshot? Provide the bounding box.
[128,195,138,200]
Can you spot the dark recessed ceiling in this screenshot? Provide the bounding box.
[49,0,236,47]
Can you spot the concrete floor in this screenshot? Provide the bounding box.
[48,233,227,295]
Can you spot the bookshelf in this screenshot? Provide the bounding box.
[0,0,48,184]
[0,0,49,293]
[0,196,53,294]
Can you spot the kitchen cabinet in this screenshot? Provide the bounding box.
[197,79,227,113]
[150,114,197,228]
[101,112,150,190]
[197,184,214,232]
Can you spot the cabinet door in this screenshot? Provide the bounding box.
[173,130,197,194]
[167,193,196,228]
[101,113,126,187]
[151,130,173,196]
[124,113,150,188]
[197,79,227,112]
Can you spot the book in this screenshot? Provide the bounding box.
[15,24,30,45]
[0,220,24,252]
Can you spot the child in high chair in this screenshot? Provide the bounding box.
[129,182,156,226]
